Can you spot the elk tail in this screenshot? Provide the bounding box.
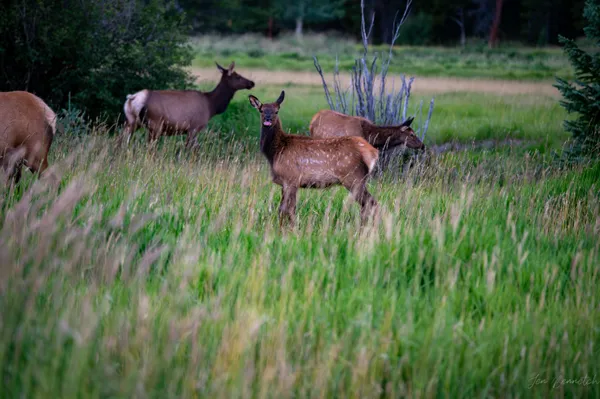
[124,89,149,124]
[353,137,379,174]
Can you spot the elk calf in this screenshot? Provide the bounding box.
[122,61,255,148]
[0,91,56,184]
[249,91,379,226]
[309,109,425,151]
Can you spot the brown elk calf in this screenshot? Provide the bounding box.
[122,62,255,148]
[249,91,379,226]
[0,91,56,184]
[309,109,425,151]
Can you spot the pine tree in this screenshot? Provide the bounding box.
[554,0,600,157]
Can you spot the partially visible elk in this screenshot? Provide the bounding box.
[309,109,425,151]
[122,61,255,148]
[1,91,56,184]
[249,91,379,226]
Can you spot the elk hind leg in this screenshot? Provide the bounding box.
[119,121,137,147]
[346,179,378,224]
[185,126,204,151]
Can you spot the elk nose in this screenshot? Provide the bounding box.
[248,81,255,89]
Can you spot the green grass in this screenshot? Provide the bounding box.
[1,85,598,398]
[191,34,574,81]
[203,84,568,147]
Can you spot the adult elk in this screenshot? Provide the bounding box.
[0,91,56,184]
[122,62,255,148]
[309,109,425,151]
[249,91,379,226]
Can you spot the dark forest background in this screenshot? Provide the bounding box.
[178,0,586,46]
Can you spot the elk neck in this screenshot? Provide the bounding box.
[259,119,284,165]
[206,78,236,116]
[360,121,407,147]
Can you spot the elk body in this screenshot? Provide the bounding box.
[122,62,254,148]
[249,91,379,226]
[309,109,425,151]
[0,91,56,184]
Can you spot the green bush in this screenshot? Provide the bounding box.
[555,0,600,157]
[0,0,193,121]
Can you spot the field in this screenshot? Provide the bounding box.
[191,33,575,81]
[1,38,600,398]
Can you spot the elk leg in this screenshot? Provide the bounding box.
[147,120,162,145]
[11,164,22,184]
[119,122,137,147]
[347,180,379,224]
[279,185,297,227]
[2,154,21,185]
[185,127,204,151]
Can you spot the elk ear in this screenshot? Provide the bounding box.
[216,62,226,73]
[401,116,414,127]
[248,95,262,110]
[276,90,285,106]
[227,61,235,75]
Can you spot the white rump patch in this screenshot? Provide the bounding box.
[124,89,149,124]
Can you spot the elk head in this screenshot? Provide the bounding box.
[217,61,255,90]
[249,91,285,127]
[396,117,425,150]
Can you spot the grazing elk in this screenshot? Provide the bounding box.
[0,91,56,184]
[249,91,379,226]
[122,61,255,148]
[309,109,425,151]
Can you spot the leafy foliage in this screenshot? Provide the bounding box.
[277,0,346,34]
[555,0,600,157]
[0,0,193,120]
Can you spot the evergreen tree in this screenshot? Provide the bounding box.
[277,0,346,38]
[555,0,600,157]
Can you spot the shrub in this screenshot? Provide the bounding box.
[554,0,600,158]
[0,0,193,121]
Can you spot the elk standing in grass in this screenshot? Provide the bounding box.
[309,109,425,151]
[0,91,56,184]
[249,91,379,226]
[122,62,255,148]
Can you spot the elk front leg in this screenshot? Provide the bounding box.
[279,184,298,228]
[2,154,22,185]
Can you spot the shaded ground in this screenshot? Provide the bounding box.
[191,67,560,97]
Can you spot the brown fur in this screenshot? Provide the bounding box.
[122,61,254,148]
[0,91,56,184]
[249,91,379,226]
[309,109,425,150]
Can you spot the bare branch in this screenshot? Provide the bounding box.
[360,0,375,56]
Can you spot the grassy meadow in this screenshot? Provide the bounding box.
[2,42,600,398]
[191,34,575,81]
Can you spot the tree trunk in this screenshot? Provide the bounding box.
[460,28,466,48]
[295,17,303,38]
[488,0,504,48]
[268,16,273,39]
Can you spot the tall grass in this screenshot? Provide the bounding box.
[1,82,596,397]
[1,126,599,397]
